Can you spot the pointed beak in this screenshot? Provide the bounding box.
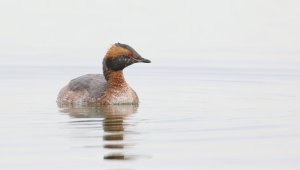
[133,53,151,63]
[139,57,151,63]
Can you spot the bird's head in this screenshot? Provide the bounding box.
[103,43,151,71]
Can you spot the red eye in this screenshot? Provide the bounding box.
[128,52,133,58]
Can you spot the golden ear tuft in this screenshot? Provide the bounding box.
[105,45,130,58]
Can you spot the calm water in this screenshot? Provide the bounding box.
[1,60,300,170]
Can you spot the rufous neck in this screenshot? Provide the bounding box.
[106,71,127,88]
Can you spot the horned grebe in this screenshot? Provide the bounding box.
[57,43,151,105]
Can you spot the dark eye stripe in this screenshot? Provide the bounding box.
[106,55,134,71]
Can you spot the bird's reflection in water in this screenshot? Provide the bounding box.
[60,104,138,161]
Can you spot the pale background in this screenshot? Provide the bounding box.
[1,1,300,170]
[0,0,299,66]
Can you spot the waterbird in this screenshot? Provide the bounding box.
[57,43,151,105]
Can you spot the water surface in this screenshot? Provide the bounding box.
[0,61,300,170]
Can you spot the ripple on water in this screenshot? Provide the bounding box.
[59,105,147,161]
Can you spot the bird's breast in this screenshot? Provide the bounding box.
[99,86,138,105]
